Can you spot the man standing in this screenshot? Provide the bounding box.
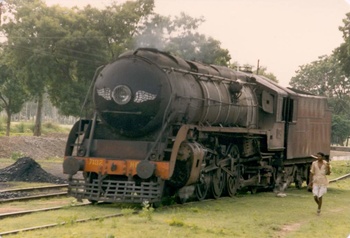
[309,152,331,215]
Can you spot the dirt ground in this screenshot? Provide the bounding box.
[0,133,68,180]
[0,133,67,160]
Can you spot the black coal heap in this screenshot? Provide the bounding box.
[0,157,66,184]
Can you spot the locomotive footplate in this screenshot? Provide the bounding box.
[68,178,164,203]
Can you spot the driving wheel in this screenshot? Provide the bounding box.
[226,145,240,197]
[195,174,210,201]
[211,167,225,199]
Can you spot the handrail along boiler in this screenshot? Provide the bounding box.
[63,48,332,204]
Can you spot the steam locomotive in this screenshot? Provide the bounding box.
[63,48,332,204]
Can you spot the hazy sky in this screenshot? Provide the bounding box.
[44,0,350,86]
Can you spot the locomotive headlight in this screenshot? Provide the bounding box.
[112,85,132,105]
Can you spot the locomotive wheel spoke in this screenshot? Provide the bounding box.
[226,144,240,197]
[294,167,303,189]
[195,174,210,201]
[294,176,303,189]
[211,168,225,199]
[295,180,302,189]
[226,174,238,197]
[250,187,257,194]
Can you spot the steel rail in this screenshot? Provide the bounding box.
[0,206,65,220]
[0,200,202,236]
[0,198,220,236]
[329,173,350,183]
[0,184,68,193]
[0,203,90,219]
[0,191,68,203]
[0,211,138,236]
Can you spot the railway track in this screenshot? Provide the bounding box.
[0,205,67,219]
[329,173,350,183]
[0,199,203,236]
[0,184,68,203]
[0,210,131,236]
[0,203,90,219]
[0,196,203,236]
[0,202,141,237]
[0,173,349,237]
[0,184,91,236]
[0,184,68,192]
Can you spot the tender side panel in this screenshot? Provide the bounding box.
[286,96,331,159]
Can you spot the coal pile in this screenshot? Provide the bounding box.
[0,157,66,184]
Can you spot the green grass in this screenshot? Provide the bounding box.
[2,161,349,238]
[0,203,123,232]
[0,120,71,136]
[329,160,350,178]
[41,122,70,134]
[4,186,350,238]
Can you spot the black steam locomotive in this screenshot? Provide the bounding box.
[63,48,332,204]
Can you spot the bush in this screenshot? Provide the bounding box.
[14,122,26,133]
[11,151,25,160]
[42,121,70,134]
[9,122,34,135]
[0,120,70,135]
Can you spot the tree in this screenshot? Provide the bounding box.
[47,0,155,117]
[289,53,350,144]
[290,54,350,114]
[0,0,155,135]
[256,66,278,83]
[1,0,61,136]
[228,62,278,83]
[0,46,30,136]
[337,12,350,78]
[134,12,280,81]
[331,114,350,146]
[134,12,231,65]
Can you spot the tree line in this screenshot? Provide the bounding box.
[290,12,350,145]
[0,0,276,136]
[0,0,227,136]
[1,0,347,145]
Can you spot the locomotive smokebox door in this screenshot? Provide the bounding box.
[93,57,171,137]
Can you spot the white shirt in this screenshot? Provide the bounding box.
[310,160,329,186]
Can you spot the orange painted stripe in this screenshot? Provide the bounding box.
[68,157,171,180]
